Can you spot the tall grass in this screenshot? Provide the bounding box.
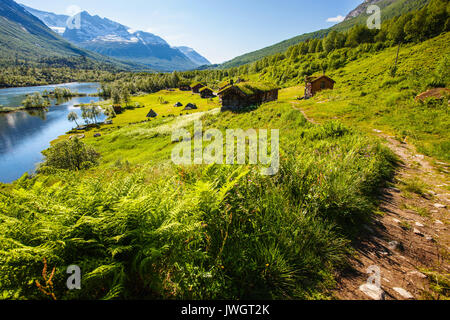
[0,101,395,300]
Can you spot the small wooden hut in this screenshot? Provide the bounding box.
[179,85,191,91]
[305,75,335,98]
[191,82,205,93]
[217,82,279,112]
[146,109,158,118]
[199,87,215,98]
[113,105,123,114]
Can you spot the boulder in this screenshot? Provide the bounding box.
[94,133,101,138]
[393,287,414,299]
[388,241,400,250]
[174,102,183,107]
[407,271,427,279]
[359,284,385,300]
[415,88,450,102]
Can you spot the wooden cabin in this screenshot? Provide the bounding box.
[305,75,335,98]
[146,109,158,118]
[179,85,191,91]
[191,83,205,93]
[218,80,234,91]
[199,87,215,98]
[217,82,279,112]
[113,105,123,114]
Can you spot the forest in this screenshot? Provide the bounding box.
[98,0,449,96]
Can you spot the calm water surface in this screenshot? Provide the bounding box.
[0,83,104,183]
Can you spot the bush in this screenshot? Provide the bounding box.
[41,138,100,171]
[22,92,49,109]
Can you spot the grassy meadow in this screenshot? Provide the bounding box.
[0,9,448,298]
[0,83,397,299]
[296,33,449,161]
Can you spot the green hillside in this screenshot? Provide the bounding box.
[0,0,148,76]
[1,28,448,302]
[0,0,448,300]
[221,0,430,68]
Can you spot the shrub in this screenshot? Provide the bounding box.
[41,138,100,171]
[22,92,49,109]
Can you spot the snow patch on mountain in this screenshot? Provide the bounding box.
[175,46,211,66]
[21,4,210,70]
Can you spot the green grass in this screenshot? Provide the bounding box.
[399,178,429,197]
[0,87,396,300]
[55,89,220,142]
[288,33,450,161]
[400,203,430,217]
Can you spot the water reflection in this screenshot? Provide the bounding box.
[0,83,103,183]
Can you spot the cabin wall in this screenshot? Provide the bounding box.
[200,90,214,98]
[220,89,278,112]
[192,85,204,93]
[311,80,334,95]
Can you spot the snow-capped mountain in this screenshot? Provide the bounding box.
[22,4,68,34]
[175,46,211,66]
[21,4,211,71]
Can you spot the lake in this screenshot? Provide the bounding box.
[0,82,104,183]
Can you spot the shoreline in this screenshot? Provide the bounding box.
[0,80,104,90]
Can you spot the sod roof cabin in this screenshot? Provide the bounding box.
[199,87,215,98]
[191,82,205,93]
[183,103,198,111]
[146,109,158,118]
[112,105,123,114]
[217,82,279,112]
[179,85,191,91]
[218,80,233,91]
[305,75,335,98]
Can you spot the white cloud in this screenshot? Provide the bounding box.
[326,15,345,23]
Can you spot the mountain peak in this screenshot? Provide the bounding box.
[175,46,211,66]
[21,2,210,71]
[344,0,389,21]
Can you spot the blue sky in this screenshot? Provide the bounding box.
[19,0,362,64]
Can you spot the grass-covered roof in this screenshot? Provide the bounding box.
[190,82,205,88]
[199,87,213,92]
[218,81,279,96]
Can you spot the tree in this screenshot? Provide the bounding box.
[111,87,121,105]
[67,111,80,127]
[103,106,116,119]
[91,105,102,124]
[323,31,338,54]
[308,40,317,53]
[22,92,49,109]
[42,138,100,171]
[81,106,93,124]
[121,89,130,106]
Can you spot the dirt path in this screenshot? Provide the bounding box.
[291,101,317,124]
[291,103,450,300]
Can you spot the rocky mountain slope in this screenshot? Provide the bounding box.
[22,4,211,71]
[0,0,125,69]
[344,0,389,20]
